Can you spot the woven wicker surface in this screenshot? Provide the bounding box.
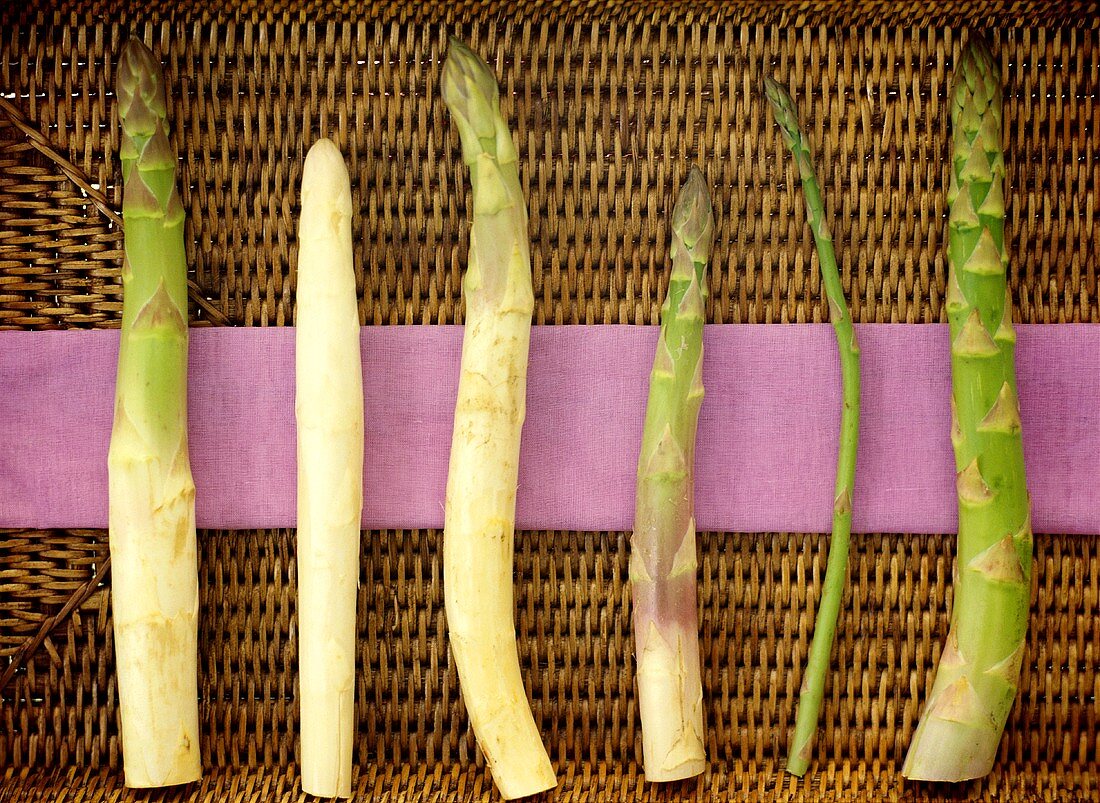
[9,2,1100,28]
[1,6,1098,802]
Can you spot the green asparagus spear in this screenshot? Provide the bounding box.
[441,38,556,800]
[764,77,861,778]
[107,39,201,788]
[630,167,712,782]
[903,36,1031,782]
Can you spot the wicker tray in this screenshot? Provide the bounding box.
[1,2,1097,801]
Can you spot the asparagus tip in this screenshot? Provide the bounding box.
[763,76,792,112]
[955,33,1001,106]
[763,76,803,153]
[117,39,166,136]
[963,32,995,66]
[961,37,996,83]
[302,138,350,203]
[119,38,159,78]
[442,38,502,160]
[672,167,714,256]
[762,75,783,103]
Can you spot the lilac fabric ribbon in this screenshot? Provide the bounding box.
[1,325,1096,535]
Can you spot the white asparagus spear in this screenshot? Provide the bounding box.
[295,137,364,799]
[441,39,557,800]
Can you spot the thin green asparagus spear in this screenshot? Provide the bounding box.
[441,38,556,800]
[108,39,201,788]
[903,36,1031,782]
[764,77,861,778]
[630,167,712,782]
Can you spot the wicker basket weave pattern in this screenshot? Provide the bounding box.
[0,4,1097,801]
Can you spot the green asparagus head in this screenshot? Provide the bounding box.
[764,75,823,187]
[117,40,166,142]
[763,76,803,153]
[953,35,1001,127]
[440,36,529,315]
[442,38,515,166]
[671,166,714,287]
[117,39,178,217]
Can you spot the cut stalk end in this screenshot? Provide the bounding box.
[636,623,706,782]
[785,736,813,778]
[903,714,999,781]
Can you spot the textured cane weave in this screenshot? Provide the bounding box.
[1,6,1098,802]
[2,531,1097,801]
[7,2,1100,28]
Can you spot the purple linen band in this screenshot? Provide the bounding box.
[1,325,1095,535]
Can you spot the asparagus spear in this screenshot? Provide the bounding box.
[904,36,1031,782]
[107,39,201,788]
[630,167,711,783]
[764,77,861,778]
[441,38,556,800]
[295,138,363,799]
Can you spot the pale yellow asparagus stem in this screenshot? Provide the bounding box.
[441,39,556,800]
[107,39,201,788]
[295,138,364,799]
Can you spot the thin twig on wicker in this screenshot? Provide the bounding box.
[0,555,111,692]
[0,96,230,326]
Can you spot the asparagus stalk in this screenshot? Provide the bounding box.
[764,77,861,778]
[630,167,712,783]
[107,39,201,788]
[441,38,556,800]
[903,36,1031,782]
[295,138,363,799]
